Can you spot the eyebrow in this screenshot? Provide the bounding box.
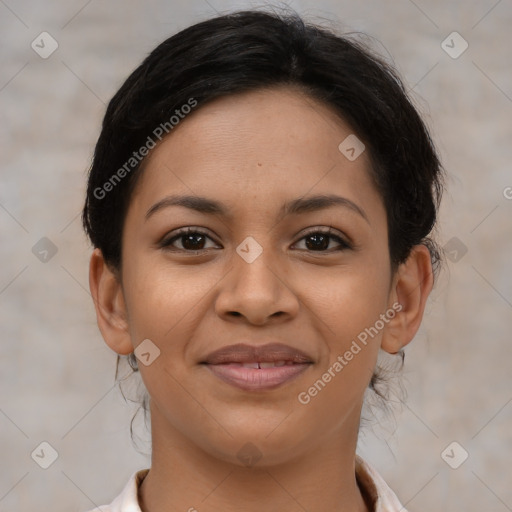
[145,193,369,224]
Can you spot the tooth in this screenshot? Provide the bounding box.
[241,362,259,369]
[259,361,287,368]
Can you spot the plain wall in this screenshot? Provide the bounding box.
[1,1,511,511]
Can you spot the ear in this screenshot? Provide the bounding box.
[381,244,434,354]
[88,248,133,355]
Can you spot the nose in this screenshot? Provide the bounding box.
[214,245,300,326]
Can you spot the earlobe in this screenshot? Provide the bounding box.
[88,248,133,355]
[381,245,434,354]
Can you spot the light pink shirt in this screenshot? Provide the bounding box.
[86,455,407,512]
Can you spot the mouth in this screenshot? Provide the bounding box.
[200,343,313,391]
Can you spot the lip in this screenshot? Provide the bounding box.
[201,343,313,391]
[202,343,313,365]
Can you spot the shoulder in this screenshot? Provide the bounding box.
[83,469,149,512]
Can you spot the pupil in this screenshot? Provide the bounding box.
[183,234,204,250]
[305,234,328,251]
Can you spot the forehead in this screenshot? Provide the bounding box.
[126,86,384,224]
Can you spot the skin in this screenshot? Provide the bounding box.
[89,86,433,512]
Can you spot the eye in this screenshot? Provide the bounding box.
[159,227,352,253]
[293,228,351,252]
[159,228,219,252]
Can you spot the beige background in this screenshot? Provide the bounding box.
[1,0,511,511]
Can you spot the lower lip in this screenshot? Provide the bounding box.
[204,363,311,391]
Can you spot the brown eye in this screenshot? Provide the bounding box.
[294,229,351,252]
[160,227,351,254]
[160,228,218,252]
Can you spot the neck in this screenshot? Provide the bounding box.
[139,404,370,512]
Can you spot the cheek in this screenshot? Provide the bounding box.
[122,255,209,344]
[302,259,390,392]
[306,258,390,340]
[124,262,210,425]
[296,280,385,427]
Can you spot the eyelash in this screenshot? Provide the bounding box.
[159,227,352,253]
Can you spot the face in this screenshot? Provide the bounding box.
[114,86,398,465]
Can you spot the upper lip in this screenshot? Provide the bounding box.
[201,343,313,365]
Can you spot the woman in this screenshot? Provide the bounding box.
[82,9,443,511]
